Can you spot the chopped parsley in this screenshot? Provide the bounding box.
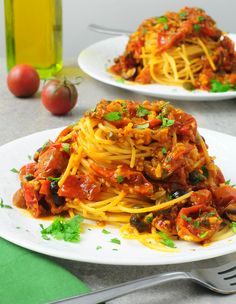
[193,24,201,31]
[90,107,96,112]
[193,221,200,228]
[0,198,13,209]
[112,248,118,251]
[116,78,125,84]
[48,176,61,182]
[146,215,154,224]
[198,16,205,22]
[210,79,233,93]
[136,105,151,117]
[158,231,176,248]
[110,238,121,245]
[230,222,236,233]
[225,179,236,187]
[96,245,102,250]
[161,147,167,155]
[135,122,150,129]
[62,143,70,153]
[201,166,209,178]
[160,118,175,129]
[102,229,111,234]
[28,155,32,160]
[199,231,208,239]
[11,168,19,174]
[156,16,168,24]
[181,214,192,222]
[179,12,188,20]
[105,112,122,121]
[117,175,124,184]
[40,215,83,242]
[164,24,169,30]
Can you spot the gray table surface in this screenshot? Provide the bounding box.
[1,57,236,304]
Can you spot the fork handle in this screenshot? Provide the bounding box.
[88,24,131,36]
[51,271,191,304]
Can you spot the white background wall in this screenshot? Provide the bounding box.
[1,0,236,59]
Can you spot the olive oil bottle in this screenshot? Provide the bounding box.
[4,0,62,78]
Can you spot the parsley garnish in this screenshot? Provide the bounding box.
[201,166,209,178]
[102,229,111,234]
[179,12,188,20]
[48,176,61,182]
[11,168,19,174]
[160,118,175,129]
[193,24,201,31]
[117,175,124,184]
[28,155,32,160]
[90,107,96,112]
[146,215,154,224]
[116,78,125,84]
[0,198,13,209]
[112,248,118,251]
[158,231,176,248]
[199,231,208,238]
[96,245,102,250]
[198,16,205,22]
[225,179,236,187]
[193,221,200,228]
[164,24,169,30]
[105,112,122,121]
[210,79,232,92]
[62,143,70,153]
[135,122,150,129]
[110,238,121,245]
[181,214,192,222]
[230,222,236,233]
[156,16,168,24]
[161,147,167,155]
[136,105,151,117]
[40,215,83,242]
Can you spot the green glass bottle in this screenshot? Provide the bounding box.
[4,0,63,79]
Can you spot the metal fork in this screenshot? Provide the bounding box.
[88,24,131,36]
[51,257,236,304]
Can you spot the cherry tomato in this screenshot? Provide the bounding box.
[41,79,78,115]
[176,204,222,243]
[7,64,40,97]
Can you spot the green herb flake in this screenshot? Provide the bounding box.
[10,168,19,174]
[62,143,70,153]
[193,221,200,228]
[0,198,13,209]
[181,214,192,222]
[158,231,176,248]
[146,215,154,224]
[112,248,118,251]
[117,175,124,184]
[136,105,151,117]
[160,118,175,129]
[41,140,49,151]
[161,147,167,155]
[110,238,121,245]
[16,226,20,229]
[230,222,236,233]
[159,101,170,109]
[90,107,96,112]
[96,245,102,250]
[193,24,201,31]
[135,122,150,130]
[199,231,208,238]
[164,24,169,30]
[207,211,216,217]
[210,79,232,93]
[157,16,168,24]
[201,166,209,178]
[179,12,188,20]
[40,215,84,243]
[105,112,122,121]
[198,16,205,22]
[225,179,236,187]
[48,176,61,182]
[102,229,111,235]
[116,78,125,84]
[28,155,32,160]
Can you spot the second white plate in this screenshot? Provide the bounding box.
[78,34,236,101]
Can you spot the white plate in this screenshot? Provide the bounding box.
[78,34,236,101]
[0,127,236,265]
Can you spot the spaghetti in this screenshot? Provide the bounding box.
[109,7,236,92]
[13,99,236,249]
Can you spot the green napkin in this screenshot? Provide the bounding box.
[0,237,90,304]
